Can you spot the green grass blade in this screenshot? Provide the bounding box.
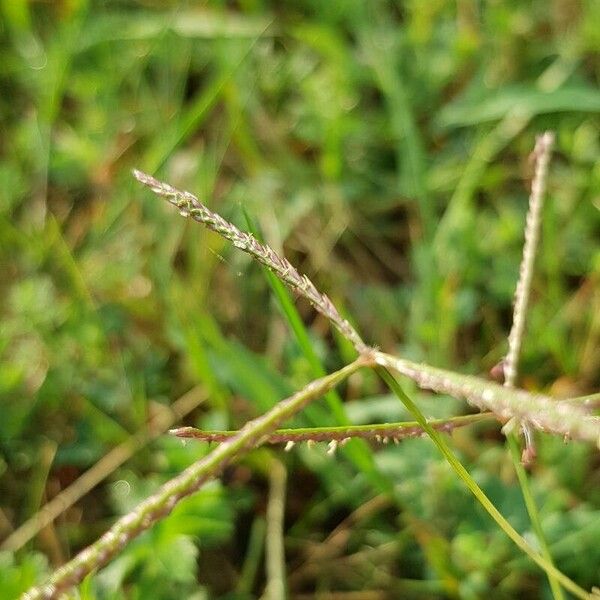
[436,85,600,129]
[242,209,347,424]
[242,210,398,496]
[377,366,591,600]
[507,435,565,600]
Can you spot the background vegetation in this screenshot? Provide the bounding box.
[1,1,599,598]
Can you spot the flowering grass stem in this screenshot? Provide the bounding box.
[21,358,369,600]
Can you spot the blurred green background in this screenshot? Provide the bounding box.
[1,1,599,598]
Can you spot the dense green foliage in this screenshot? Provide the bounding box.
[1,1,599,598]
